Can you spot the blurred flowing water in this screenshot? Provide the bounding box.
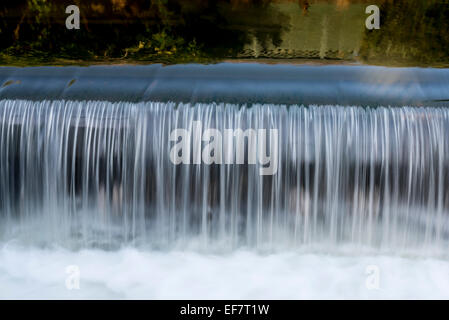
[1,100,448,253]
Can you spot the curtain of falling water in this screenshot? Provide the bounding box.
[0,100,448,250]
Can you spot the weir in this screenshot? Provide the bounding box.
[1,64,449,251]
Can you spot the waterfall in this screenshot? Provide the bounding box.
[1,99,448,251]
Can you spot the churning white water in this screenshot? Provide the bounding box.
[1,244,449,299]
[1,99,449,299]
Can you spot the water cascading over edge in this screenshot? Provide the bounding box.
[1,99,448,251]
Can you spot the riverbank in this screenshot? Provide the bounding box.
[1,0,448,68]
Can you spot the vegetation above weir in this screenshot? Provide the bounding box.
[0,0,448,67]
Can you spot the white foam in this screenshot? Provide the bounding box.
[1,244,449,299]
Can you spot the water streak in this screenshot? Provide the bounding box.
[1,99,448,251]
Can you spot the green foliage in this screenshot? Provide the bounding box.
[0,0,289,65]
[1,0,448,67]
[360,0,449,67]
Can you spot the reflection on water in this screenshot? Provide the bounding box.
[239,1,366,60]
[360,0,449,67]
[0,0,448,66]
